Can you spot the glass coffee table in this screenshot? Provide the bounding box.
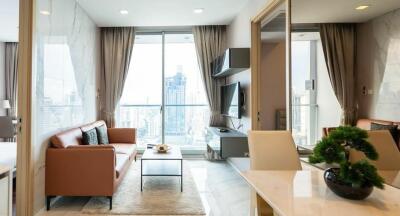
[140,146,183,192]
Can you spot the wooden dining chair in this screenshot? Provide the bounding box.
[349,130,400,170]
[248,130,302,216]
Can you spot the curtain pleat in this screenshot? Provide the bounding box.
[193,25,227,127]
[320,23,356,125]
[99,27,135,127]
[5,42,18,118]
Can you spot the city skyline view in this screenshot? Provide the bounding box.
[117,33,210,149]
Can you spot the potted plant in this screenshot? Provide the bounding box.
[309,126,385,200]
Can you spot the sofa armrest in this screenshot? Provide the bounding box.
[45,146,116,196]
[107,128,136,144]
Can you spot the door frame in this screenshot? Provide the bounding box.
[16,0,35,215]
[250,0,292,130]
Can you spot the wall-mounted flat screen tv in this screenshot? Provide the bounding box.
[221,82,241,119]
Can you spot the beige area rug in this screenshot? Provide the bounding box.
[82,160,205,215]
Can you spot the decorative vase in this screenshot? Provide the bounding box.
[324,168,373,200]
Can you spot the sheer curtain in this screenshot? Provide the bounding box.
[320,23,356,125]
[5,42,18,118]
[99,27,135,127]
[193,25,227,127]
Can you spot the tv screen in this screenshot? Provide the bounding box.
[221,82,241,119]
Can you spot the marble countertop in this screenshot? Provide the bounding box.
[241,169,400,216]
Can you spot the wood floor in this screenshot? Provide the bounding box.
[35,159,251,216]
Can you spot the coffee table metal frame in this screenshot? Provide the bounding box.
[140,149,183,192]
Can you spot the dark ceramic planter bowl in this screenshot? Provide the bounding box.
[324,168,373,200]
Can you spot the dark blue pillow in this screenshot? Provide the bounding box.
[82,128,98,145]
[96,125,109,144]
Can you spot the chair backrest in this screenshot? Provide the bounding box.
[0,116,14,138]
[349,130,400,170]
[248,130,302,170]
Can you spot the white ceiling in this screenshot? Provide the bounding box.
[0,0,19,42]
[76,0,250,27]
[292,0,400,23]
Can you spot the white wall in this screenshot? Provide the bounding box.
[227,0,272,48]
[225,0,272,133]
[315,40,341,140]
[0,42,5,116]
[356,8,400,121]
[33,0,99,212]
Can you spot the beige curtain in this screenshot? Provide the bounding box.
[99,27,135,127]
[5,42,18,118]
[320,23,356,125]
[193,25,227,127]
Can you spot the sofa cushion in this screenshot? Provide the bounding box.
[82,128,99,145]
[80,120,107,133]
[51,128,83,148]
[371,122,399,149]
[111,144,136,158]
[96,125,109,144]
[115,154,130,178]
[108,128,136,143]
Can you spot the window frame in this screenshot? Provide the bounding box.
[118,31,210,151]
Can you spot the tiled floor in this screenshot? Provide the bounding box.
[36,159,251,216]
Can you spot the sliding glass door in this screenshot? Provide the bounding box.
[164,34,209,150]
[118,34,163,145]
[291,39,317,146]
[118,32,209,151]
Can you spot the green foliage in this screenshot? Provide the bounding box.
[309,138,346,164]
[339,161,385,189]
[309,126,385,189]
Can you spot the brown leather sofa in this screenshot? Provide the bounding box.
[45,120,137,210]
[323,118,400,149]
[355,118,400,131]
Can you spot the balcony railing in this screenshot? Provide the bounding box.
[116,104,210,148]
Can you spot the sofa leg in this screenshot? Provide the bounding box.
[46,196,52,211]
[134,155,137,161]
[108,196,113,210]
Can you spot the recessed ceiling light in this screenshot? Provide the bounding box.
[40,10,51,15]
[355,5,369,10]
[193,8,204,14]
[120,10,129,15]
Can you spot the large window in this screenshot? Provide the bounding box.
[291,40,317,146]
[291,32,341,146]
[117,33,209,150]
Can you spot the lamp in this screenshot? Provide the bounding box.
[1,100,11,109]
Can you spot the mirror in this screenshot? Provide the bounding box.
[291,0,400,188]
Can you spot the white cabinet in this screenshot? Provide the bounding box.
[0,165,12,216]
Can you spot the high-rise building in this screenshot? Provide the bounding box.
[165,65,186,135]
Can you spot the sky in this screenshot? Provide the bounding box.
[120,34,207,106]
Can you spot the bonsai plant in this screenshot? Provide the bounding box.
[309,126,385,200]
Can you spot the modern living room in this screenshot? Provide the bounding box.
[2,0,400,216]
